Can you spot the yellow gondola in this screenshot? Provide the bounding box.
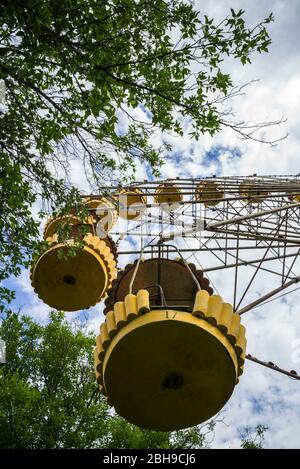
[85,197,118,233]
[196,181,224,207]
[238,181,268,204]
[31,212,117,311]
[43,214,95,240]
[116,188,146,220]
[154,183,182,210]
[95,257,246,431]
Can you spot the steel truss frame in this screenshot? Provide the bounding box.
[86,175,300,380]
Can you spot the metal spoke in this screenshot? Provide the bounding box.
[90,175,300,382]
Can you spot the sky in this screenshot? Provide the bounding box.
[3,0,300,449]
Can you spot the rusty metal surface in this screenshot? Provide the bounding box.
[104,258,213,314]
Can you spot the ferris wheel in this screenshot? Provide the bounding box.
[30,174,300,431]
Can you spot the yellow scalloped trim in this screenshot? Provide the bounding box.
[43,214,96,240]
[30,233,117,303]
[94,289,246,397]
[192,290,246,372]
[85,197,118,232]
[83,233,117,290]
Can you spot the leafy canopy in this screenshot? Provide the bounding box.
[0,1,277,309]
[0,310,267,448]
[0,310,216,448]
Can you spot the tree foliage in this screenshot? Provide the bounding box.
[0,310,216,449]
[0,1,279,308]
[0,310,267,448]
[240,424,268,449]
